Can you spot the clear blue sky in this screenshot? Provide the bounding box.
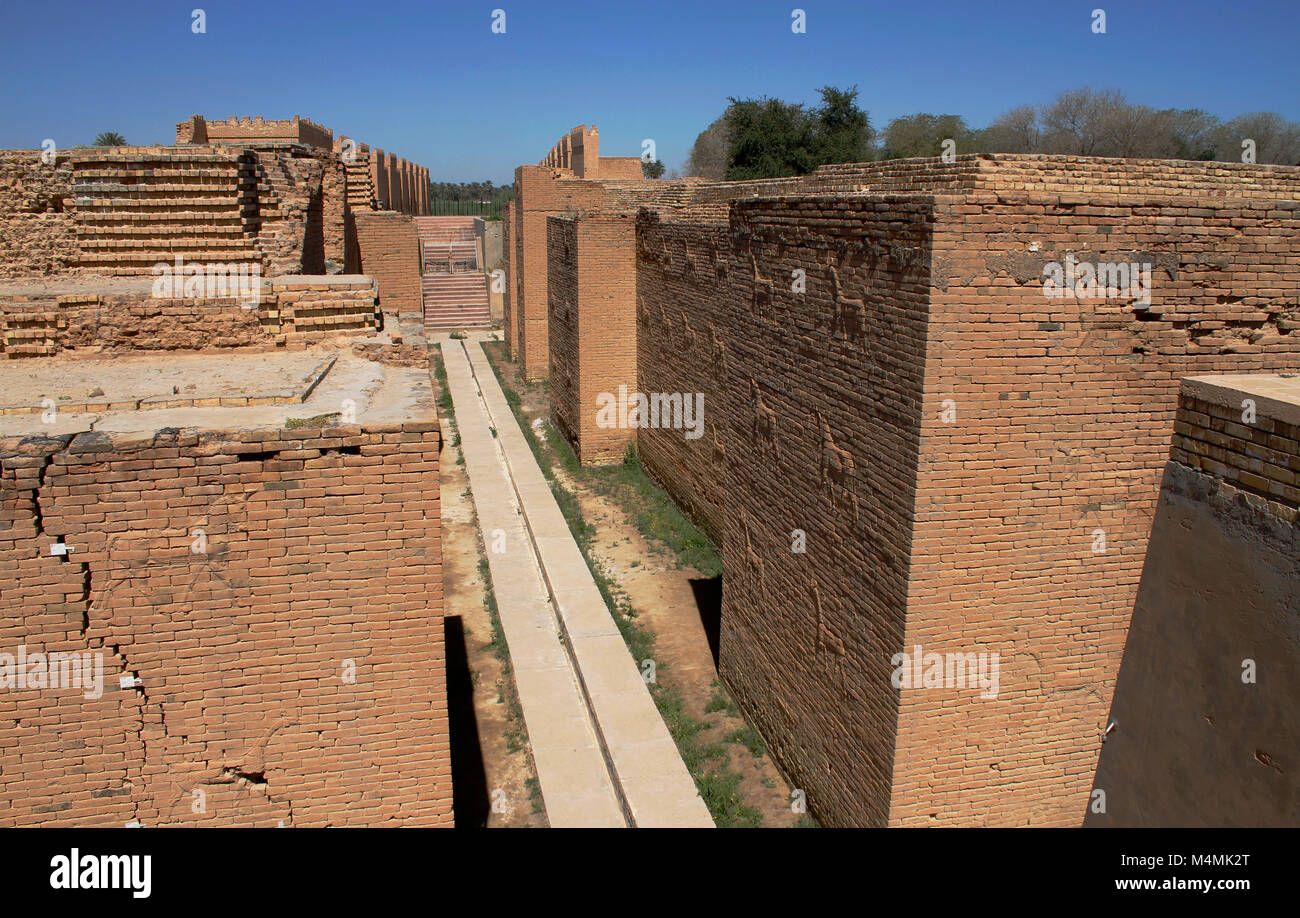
[1,0,1296,184]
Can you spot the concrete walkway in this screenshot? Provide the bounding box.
[440,336,713,828]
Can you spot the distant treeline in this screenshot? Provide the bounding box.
[426,181,514,204]
[685,86,1300,181]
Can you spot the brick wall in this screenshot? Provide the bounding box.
[512,166,610,378]
[1171,377,1300,512]
[183,115,335,150]
[0,277,380,359]
[546,213,638,464]
[894,187,1300,827]
[634,206,730,542]
[718,195,936,828]
[501,205,513,345]
[353,211,422,319]
[0,420,451,826]
[0,151,76,278]
[547,217,580,451]
[611,156,1300,826]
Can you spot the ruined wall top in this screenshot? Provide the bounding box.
[177,114,335,150]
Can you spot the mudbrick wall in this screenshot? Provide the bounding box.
[634,206,731,542]
[546,213,638,464]
[501,206,513,347]
[0,277,380,358]
[2,142,364,279]
[547,217,580,452]
[353,212,421,319]
[894,185,1300,827]
[0,151,77,278]
[719,196,936,828]
[0,420,451,826]
[578,154,1300,827]
[1087,377,1300,826]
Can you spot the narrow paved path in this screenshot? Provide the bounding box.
[440,337,624,827]
[441,336,713,828]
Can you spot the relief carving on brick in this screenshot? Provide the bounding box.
[814,408,859,525]
[749,377,779,459]
[828,264,866,345]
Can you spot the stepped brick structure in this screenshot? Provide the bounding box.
[176,116,429,217]
[415,216,492,331]
[519,132,1300,826]
[0,276,380,358]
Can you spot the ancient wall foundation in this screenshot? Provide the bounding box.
[0,418,450,826]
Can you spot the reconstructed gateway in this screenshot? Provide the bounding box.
[504,128,1300,826]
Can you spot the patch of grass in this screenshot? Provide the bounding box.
[705,681,739,716]
[284,412,340,429]
[725,724,767,758]
[696,769,762,829]
[450,331,467,340]
[525,777,543,815]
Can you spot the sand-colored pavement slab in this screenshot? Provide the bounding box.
[461,339,713,829]
[439,338,626,828]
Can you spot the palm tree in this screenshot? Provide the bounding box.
[93,132,126,147]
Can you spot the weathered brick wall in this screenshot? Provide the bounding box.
[501,205,513,345]
[251,147,346,276]
[718,196,937,828]
[547,217,581,451]
[635,206,730,541]
[353,211,421,319]
[597,157,646,181]
[512,165,611,379]
[509,195,524,358]
[546,214,638,464]
[1087,377,1299,826]
[894,187,1300,827]
[0,420,451,826]
[575,215,638,463]
[0,151,76,278]
[1170,379,1300,511]
[187,115,335,150]
[0,277,379,358]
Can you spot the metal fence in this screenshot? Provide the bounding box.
[428,199,506,219]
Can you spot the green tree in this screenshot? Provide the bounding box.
[723,85,872,180]
[724,96,818,180]
[93,131,126,146]
[882,113,972,159]
[813,85,874,164]
[641,158,666,179]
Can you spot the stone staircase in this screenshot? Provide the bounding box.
[415,216,490,330]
